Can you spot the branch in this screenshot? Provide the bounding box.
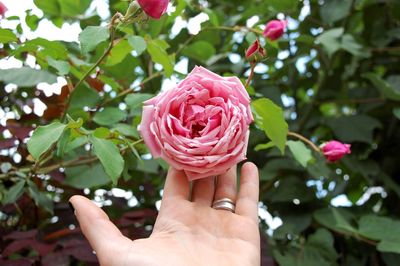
[287,131,320,153]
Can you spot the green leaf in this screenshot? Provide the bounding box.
[326,115,381,143]
[268,0,298,11]
[26,180,53,214]
[127,36,147,56]
[252,98,288,154]
[68,85,100,109]
[254,142,275,151]
[313,208,357,234]
[47,57,70,75]
[394,108,400,120]
[28,122,67,160]
[358,215,400,241]
[0,67,57,87]
[182,41,216,63]
[378,240,400,254]
[266,176,315,203]
[90,136,124,184]
[33,0,60,16]
[125,93,154,110]
[93,127,111,138]
[0,28,18,43]
[25,11,40,31]
[59,0,91,17]
[316,28,344,57]
[287,140,313,168]
[113,124,139,138]
[79,26,110,54]
[203,8,219,26]
[65,163,110,189]
[56,129,71,158]
[363,73,400,101]
[93,107,127,126]
[320,0,352,23]
[17,38,68,59]
[147,39,174,77]
[2,180,25,205]
[106,40,133,66]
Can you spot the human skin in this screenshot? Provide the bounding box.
[69,162,260,266]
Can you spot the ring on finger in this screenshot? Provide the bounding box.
[212,198,235,212]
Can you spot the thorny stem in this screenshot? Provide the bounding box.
[61,13,122,121]
[287,131,320,153]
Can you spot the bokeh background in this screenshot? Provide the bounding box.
[1,0,400,265]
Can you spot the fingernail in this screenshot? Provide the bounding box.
[69,201,76,215]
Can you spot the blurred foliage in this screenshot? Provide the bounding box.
[1,0,400,265]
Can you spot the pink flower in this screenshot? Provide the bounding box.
[0,2,7,18]
[139,66,253,181]
[263,20,287,41]
[137,0,169,19]
[245,39,266,63]
[321,140,351,162]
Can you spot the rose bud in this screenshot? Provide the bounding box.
[263,20,287,41]
[139,66,253,181]
[321,140,351,162]
[245,39,266,63]
[137,0,169,19]
[0,2,7,18]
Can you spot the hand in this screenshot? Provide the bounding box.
[70,162,260,266]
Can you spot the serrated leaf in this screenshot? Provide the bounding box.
[106,40,132,66]
[125,93,153,110]
[79,26,110,54]
[93,107,127,126]
[27,122,67,160]
[90,136,124,184]
[47,57,70,75]
[147,39,174,77]
[287,140,313,168]
[252,98,288,154]
[65,163,110,189]
[182,41,216,63]
[128,36,147,56]
[0,67,57,87]
[56,129,71,158]
[2,180,25,205]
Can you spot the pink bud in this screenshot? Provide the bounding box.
[263,20,287,41]
[137,0,169,19]
[0,2,7,18]
[245,39,266,63]
[321,140,351,162]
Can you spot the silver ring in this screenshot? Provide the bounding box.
[212,198,235,212]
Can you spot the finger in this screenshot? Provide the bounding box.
[213,165,237,202]
[191,177,215,206]
[69,196,129,257]
[162,167,190,200]
[235,162,259,222]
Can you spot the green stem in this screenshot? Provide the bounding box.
[287,131,320,153]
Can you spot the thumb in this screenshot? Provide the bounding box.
[69,196,129,260]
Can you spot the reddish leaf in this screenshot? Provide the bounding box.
[0,258,35,266]
[42,252,70,266]
[0,138,17,149]
[4,229,37,240]
[6,120,32,140]
[86,77,104,92]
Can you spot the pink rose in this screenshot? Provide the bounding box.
[0,2,7,18]
[137,0,169,19]
[263,20,287,41]
[321,140,351,162]
[245,39,266,63]
[139,66,253,181]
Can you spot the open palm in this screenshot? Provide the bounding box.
[70,162,260,266]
